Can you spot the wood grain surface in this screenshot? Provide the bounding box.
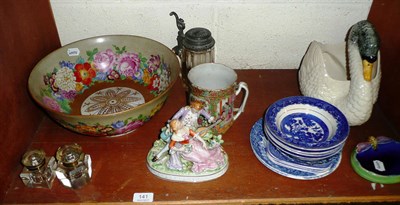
[4,70,400,204]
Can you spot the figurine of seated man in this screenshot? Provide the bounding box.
[172,100,215,130]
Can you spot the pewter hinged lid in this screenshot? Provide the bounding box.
[183,27,215,51]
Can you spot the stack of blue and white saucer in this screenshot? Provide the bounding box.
[250,96,350,180]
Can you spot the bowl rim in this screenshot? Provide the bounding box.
[264,96,350,150]
[28,34,180,118]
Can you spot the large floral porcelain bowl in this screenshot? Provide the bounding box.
[28,35,180,137]
[264,96,349,151]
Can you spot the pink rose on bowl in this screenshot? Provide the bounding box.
[43,96,61,112]
[148,55,161,73]
[117,52,140,77]
[115,120,145,134]
[94,49,116,73]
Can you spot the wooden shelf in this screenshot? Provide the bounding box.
[4,70,400,204]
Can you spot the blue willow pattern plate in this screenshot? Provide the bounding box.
[264,96,349,150]
[250,118,341,180]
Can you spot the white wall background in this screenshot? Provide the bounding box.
[50,0,372,69]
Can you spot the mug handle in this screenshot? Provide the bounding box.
[233,82,249,120]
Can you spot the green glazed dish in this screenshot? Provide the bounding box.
[351,136,400,184]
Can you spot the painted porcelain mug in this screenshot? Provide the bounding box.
[188,63,249,134]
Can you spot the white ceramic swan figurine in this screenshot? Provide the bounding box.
[298,20,381,126]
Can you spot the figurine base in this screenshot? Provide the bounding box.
[146,150,228,183]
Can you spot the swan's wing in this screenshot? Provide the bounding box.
[299,41,326,96]
[299,41,337,102]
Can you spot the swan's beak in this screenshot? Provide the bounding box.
[362,59,373,81]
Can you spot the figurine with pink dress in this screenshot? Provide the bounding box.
[146,101,228,182]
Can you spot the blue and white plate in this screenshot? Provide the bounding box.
[264,96,349,151]
[250,118,341,180]
[266,133,340,173]
[265,128,343,161]
[264,125,344,158]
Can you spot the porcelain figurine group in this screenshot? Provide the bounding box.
[147,61,248,182]
[147,101,228,182]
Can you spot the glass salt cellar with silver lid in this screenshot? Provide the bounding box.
[55,143,92,189]
[19,149,57,188]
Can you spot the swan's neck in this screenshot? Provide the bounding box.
[336,43,374,126]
